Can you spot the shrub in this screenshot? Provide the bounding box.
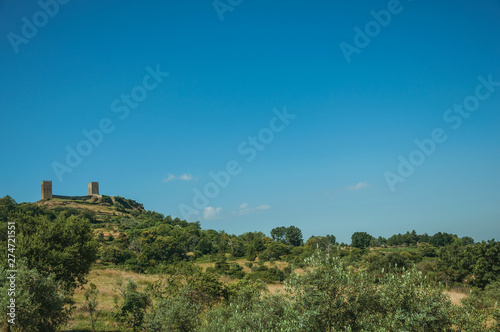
[115,280,152,331]
[0,259,72,332]
[145,290,200,332]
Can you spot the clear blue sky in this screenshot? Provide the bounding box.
[1,0,499,243]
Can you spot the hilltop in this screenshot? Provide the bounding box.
[36,195,145,221]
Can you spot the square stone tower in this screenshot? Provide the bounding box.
[41,181,52,200]
[88,182,99,195]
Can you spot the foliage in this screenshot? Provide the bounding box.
[186,272,226,308]
[199,285,288,332]
[2,196,499,330]
[376,269,455,330]
[351,231,374,249]
[0,259,72,332]
[418,242,437,257]
[270,226,286,242]
[259,241,290,261]
[437,240,500,288]
[146,289,201,332]
[304,235,336,251]
[367,251,418,274]
[4,212,98,291]
[196,252,496,331]
[114,279,152,331]
[270,225,303,246]
[284,252,380,331]
[101,195,113,205]
[248,264,286,282]
[82,283,101,332]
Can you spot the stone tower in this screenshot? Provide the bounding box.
[41,181,52,200]
[88,182,99,195]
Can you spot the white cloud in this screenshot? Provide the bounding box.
[345,182,369,191]
[178,174,194,181]
[203,206,222,220]
[163,173,196,183]
[238,203,271,215]
[163,174,176,183]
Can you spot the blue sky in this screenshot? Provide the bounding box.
[1,0,499,243]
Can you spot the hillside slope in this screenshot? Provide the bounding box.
[36,195,145,221]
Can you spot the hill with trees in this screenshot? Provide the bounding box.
[1,195,499,331]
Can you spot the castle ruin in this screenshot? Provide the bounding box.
[41,181,52,200]
[88,182,99,195]
[41,181,100,200]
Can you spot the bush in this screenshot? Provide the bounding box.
[199,286,288,332]
[416,260,437,275]
[115,280,152,331]
[101,195,112,205]
[368,251,414,274]
[145,290,200,332]
[0,259,72,331]
[376,269,455,330]
[248,265,285,282]
[227,263,245,279]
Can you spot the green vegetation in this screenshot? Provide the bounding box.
[1,195,499,331]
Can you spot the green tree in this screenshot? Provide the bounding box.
[285,226,303,247]
[325,234,336,246]
[12,213,98,291]
[376,268,455,330]
[461,236,475,245]
[430,232,456,247]
[472,240,500,288]
[418,242,437,257]
[284,252,379,331]
[260,241,290,261]
[185,272,226,308]
[351,231,374,249]
[0,259,72,332]
[271,226,287,242]
[199,281,287,332]
[115,280,152,331]
[196,238,213,254]
[82,283,101,332]
[145,290,200,332]
[246,244,257,261]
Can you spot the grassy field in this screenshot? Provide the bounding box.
[66,259,292,331]
[64,260,469,331]
[67,269,162,331]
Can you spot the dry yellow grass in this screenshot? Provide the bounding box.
[197,262,215,272]
[73,268,163,311]
[267,283,286,294]
[74,268,470,310]
[443,290,468,306]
